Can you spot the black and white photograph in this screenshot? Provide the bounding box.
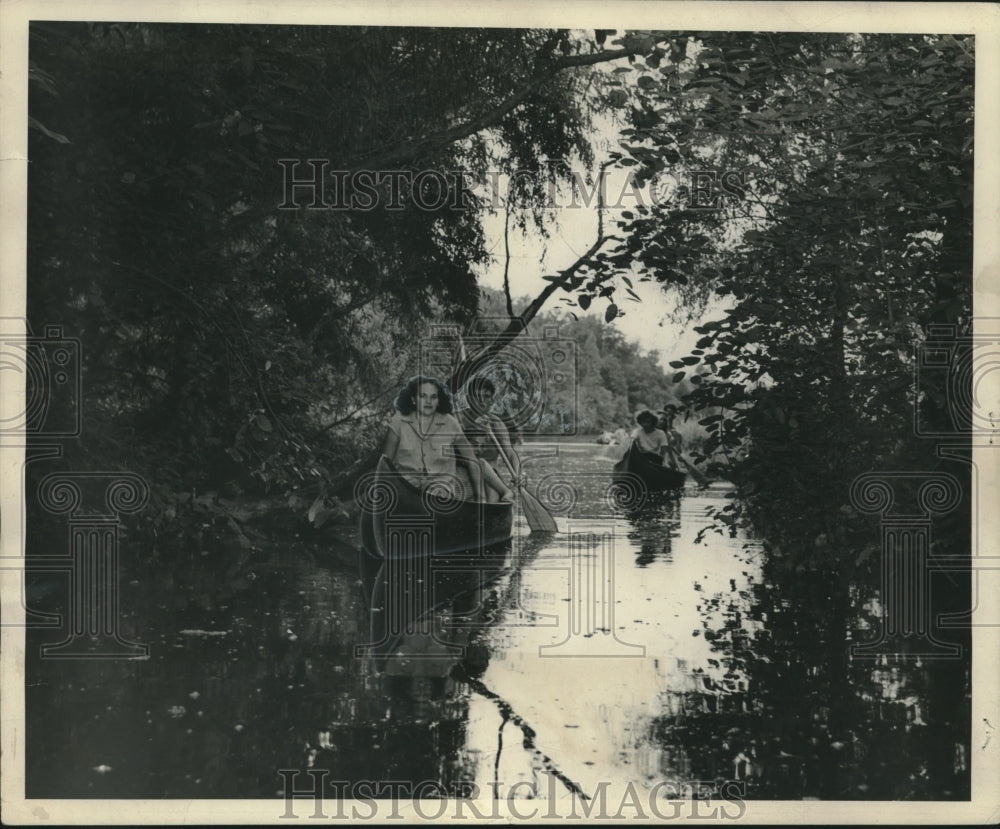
[2,1,998,824]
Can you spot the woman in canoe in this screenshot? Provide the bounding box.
[631,408,671,466]
[380,375,486,501]
[458,375,519,503]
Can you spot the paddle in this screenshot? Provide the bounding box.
[679,454,711,487]
[664,440,710,488]
[483,422,559,533]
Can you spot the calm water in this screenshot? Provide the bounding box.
[25,443,970,801]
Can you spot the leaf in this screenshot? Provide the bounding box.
[307,494,324,523]
[255,414,273,432]
[578,295,591,310]
[673,372,686,382]
[605,303,619,323]
[606,89,630,107]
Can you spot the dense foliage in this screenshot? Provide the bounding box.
[477,289,695,435]
[589,32,973,562]
[590,34,974,797]
[28,26,973,564]
[27,23,621,540]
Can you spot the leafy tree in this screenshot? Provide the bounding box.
[584,32,973,560]
[476,289,691,434]
[27,23,653,539]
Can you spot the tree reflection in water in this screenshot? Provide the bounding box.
[623,491,681,568]
[306,542,513,797]
[647,548,970,799]
[24,458,970,801]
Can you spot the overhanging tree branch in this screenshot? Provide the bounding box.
[347,38,668,172]
[451,160,619,387]
[502,195,515,318]
[450,233,614,390]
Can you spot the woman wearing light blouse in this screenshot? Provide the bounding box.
[631,408,670,466]
[380,375,484,500]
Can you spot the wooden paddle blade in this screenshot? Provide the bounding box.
[519,485,559,533]
[678,455,710,487]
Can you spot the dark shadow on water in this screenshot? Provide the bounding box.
[620,490,681,568]
[641,543,971,800]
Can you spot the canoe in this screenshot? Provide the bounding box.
[356,456,513,670]
[613,443,686,492]
[358,456,513,562]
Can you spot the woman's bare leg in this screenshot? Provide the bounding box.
[479,459,514,502]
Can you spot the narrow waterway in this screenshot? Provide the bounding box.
[25,443,969,802]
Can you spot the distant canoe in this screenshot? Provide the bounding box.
[613,443,686,492]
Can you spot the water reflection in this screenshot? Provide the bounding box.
[623,491,681,568]
[24,445,969,801]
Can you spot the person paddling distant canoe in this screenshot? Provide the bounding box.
[656,406,685,470]
[380,375,485,501]
[657,404,710,487]
[615,408,686,492]
[631,408,673,468]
